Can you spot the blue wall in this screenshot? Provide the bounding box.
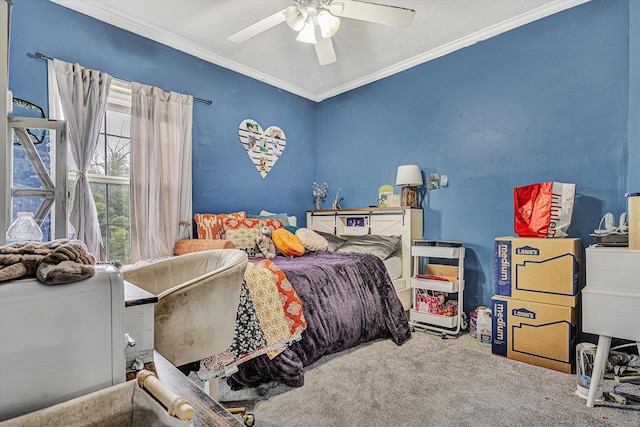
[8,0,635,313]
[316,0,631,311]
[8,0,317,224]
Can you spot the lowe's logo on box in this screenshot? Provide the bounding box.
[494,240,512,296]
[492,299,507,357]
[512,308,536,320]
[515,245,540,256]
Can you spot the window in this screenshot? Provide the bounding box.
[68,79,132,264]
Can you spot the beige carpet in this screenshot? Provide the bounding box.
[217,331,640,426]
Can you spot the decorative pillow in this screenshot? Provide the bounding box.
[247,212,290,227]
[260,210,297,227]
[222,228,259,256]
[194,211,246,240]
[335,235,402,260]
[173,238,235,255]
[272,228,305,257]
[295,228,328,251]
[316,231,347,252]
[224,218,284,231]
[223,218,284,257]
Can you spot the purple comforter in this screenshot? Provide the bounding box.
[228,251,411,388]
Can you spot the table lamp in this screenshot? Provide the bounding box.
[396,165,423,207]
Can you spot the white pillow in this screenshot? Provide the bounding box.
[260,210,297,227]
[295,228,329,251]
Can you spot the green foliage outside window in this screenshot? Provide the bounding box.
[86,109,132,264]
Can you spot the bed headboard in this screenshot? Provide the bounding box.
[306,207,423,310]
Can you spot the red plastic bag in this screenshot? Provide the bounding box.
[514,182,576,238]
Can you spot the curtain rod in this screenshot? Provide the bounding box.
[32,52,213,105]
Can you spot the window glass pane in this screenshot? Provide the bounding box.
[100,224,107,247]
[90,182,107,224]
[107,183,130,224]
[106,110,130,138]
[106,135,130,178]
[107,225,131,265]
[90,121,106,176]
[91,180,130,263]
[12,129,50,189]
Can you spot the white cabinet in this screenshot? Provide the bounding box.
[0,266,125,421]
[409,240,466,336]
[582,245,640,407]
[307,207,423,310]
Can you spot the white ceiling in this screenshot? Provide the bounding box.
[50,0,590,102]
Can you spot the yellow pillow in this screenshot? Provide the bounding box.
[272,228,305,257]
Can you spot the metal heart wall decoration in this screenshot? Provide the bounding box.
[238,119,286,179]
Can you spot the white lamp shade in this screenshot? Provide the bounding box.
[285,5,307,31]
[296,21,317,44]
[396,165,423,186]
[317,10,340,38]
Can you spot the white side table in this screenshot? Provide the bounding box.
[582,246,640,407]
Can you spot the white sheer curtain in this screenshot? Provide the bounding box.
[130,82,193,262]
[49,59,111,261]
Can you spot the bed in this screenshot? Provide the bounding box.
[193,250,410,389]
[184,209,420,389]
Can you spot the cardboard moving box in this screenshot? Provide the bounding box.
[494,236,582,307]
[492,296,576,373]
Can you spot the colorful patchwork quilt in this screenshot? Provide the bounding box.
[197,259,306,380]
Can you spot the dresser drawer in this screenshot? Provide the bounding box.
[586,246,640,293]
[582,289,640,341]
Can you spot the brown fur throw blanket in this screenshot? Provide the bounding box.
[0,239,96,284]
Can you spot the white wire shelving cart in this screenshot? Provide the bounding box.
[409,240,467,338]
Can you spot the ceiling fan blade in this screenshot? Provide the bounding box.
[227,9,286,43]
[329,0,416,28]
[314,36,337,66]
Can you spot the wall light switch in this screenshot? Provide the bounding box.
[441,175,448,187]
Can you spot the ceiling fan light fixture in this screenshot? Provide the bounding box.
[285,5,307,31]
[328,1,345,15]
[296,20,317,44]
[317,10,340,38]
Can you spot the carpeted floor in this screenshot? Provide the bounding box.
[216,331,640,426]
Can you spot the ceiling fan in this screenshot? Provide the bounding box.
[227,0,416,66]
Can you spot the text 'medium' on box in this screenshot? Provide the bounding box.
[492,296,576,374]
[494,236,582,307]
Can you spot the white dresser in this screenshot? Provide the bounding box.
[582,245,640,407]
